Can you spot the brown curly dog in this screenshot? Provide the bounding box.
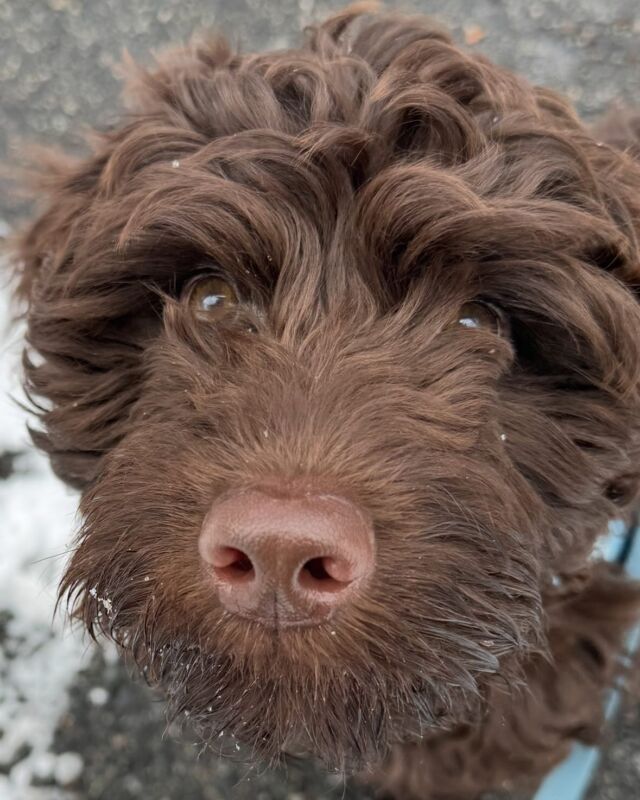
[10,4,640,798]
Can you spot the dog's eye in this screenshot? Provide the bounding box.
[457,302,504,335]
[186,276,238,320]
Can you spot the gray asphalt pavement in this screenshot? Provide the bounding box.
[1,1,639,799]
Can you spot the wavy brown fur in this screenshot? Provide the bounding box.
[10,4,640,798]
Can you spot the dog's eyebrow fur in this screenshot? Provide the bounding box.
[8,3,640,795]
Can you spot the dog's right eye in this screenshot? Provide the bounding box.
[456,301,505,336]
[185,276,238,321]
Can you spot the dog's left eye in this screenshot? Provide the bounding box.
[456,301,504,335]
[186,276,238,320]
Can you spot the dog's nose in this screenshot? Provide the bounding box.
[198,489,375,626]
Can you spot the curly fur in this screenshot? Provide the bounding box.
[10,4,640,798]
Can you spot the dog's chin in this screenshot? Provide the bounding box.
[203,687,465,773]
[163,674,396,770]
[188,700,425,773]
[139,640,473,772]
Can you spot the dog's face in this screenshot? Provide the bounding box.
[13,8,640,771]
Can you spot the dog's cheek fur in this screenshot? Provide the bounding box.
[10,1,640,789]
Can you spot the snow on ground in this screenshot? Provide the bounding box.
[0,238,91,798]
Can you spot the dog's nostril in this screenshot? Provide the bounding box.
[211,546,255,583]
[299,556,352,593]
[305,557,332,581]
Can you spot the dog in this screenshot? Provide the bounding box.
[10,4,640,798]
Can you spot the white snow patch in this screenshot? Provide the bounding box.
[87,687,109,707]
[0,248,91,798]
[52,752,84,786]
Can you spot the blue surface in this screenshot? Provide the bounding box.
[533,519,640,800]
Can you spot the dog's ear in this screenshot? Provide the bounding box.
[11,145,106,299]
[10,143,141,490]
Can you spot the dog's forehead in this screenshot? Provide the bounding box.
[116,126,609,314]
[86,27,635,303]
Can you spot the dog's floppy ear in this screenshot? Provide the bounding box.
[12,146,109,303]
[10,142,142,490]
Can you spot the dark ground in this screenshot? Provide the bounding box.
[1,1,639,799]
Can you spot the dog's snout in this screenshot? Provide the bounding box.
[198,489,375,626]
